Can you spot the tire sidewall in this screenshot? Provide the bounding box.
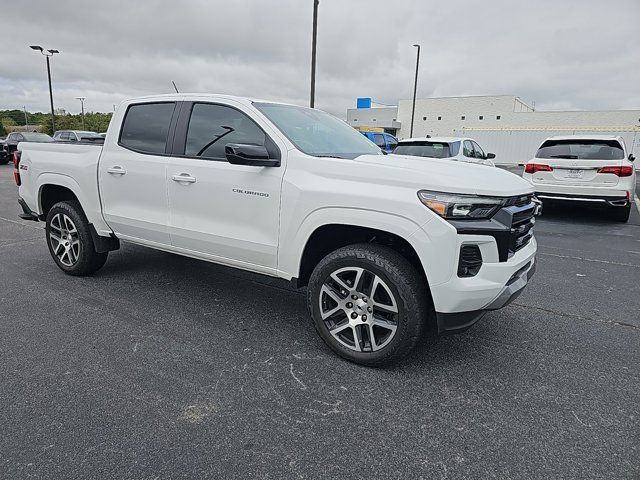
[308,246,425,366]
[45,202,96,274]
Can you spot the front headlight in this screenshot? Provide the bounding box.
[418,190,505,220]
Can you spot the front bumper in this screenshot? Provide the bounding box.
[436,254,536,335]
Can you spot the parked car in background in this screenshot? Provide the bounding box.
[393,137,496,166]
[0,138,8,164]
[15,93,538,366]
[361,131,398,153]
[4,132,54,157]
[53,130,103,142]
[522,135,636,222]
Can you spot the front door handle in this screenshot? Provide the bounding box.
[107,166,126,175]
[172,173,197,184]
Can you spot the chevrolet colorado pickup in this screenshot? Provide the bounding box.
[15,94,538,366]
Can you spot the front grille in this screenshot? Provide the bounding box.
[450,195,538,262]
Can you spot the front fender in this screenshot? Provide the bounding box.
[278,206,440,283]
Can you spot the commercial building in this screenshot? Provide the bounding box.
[347,95,640,164]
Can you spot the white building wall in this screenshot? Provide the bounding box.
[396,95,534,139]
[346,107,400,132]
[392,95,640,164]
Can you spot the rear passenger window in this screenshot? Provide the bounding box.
[185,103,266,159]
[119,102,175,154]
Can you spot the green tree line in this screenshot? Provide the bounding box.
[0,109,113,136]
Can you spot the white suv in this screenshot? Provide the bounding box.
[393,137,496,166]
[522,135,636,222]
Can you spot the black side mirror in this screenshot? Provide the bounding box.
[629,154,635,162]
[486,153,496,159]
[225,143,280,167]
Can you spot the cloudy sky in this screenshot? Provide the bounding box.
[2,0,639,117]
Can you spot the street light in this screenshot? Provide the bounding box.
[309,0,319,108]
[30,45,59,132]
[76,97,86,130]
[410,44,421,138]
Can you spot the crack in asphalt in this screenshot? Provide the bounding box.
[538,251,640,268]
[511,302,639,331]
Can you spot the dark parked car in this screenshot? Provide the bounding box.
[0,138,8,164]
[4,132,54,159]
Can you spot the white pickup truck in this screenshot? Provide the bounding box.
[14,94,539,366]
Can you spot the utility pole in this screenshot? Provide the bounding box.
[30,46,59,132]
[23,106,28,127]
[76,97,86,130]
[410,44,421,138]
[310,0,319,108]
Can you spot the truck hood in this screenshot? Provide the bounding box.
[354,154,533,197]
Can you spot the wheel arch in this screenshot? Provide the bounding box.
[285,208,433,291]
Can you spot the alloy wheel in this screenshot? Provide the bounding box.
[319,266,399,352]
[49,213,80,267]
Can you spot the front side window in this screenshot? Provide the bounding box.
[185,103,266,160]
[385,135,398,150]
[472,141,485,159]
[536,139,624,160]
[393,141,453,159]
[463,140,475,158]
[373,134,386,148]
[119,102,176,154]
[254,103,381,159]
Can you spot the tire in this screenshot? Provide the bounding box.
[611,204,631,223]
[45,201,108,276]
[307,243,431,367]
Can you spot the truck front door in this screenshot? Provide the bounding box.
[166,101,285,274]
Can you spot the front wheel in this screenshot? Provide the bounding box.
[45,201,108,276]
[307,244,430,366]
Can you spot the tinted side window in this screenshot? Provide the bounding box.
[385,135,398,150]
[373,134,386,148]
[120,102,176,154]
[463,140,475,158]
[472,141,485,158]
[185,103,266,159]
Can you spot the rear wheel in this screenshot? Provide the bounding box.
[45,201,108,275]
[307,244,430,366]
[611,204,631,223]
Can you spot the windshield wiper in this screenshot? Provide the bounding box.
[550,155,579,159]
[314,154,344,159]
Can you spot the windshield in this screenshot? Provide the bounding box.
[21,133,53,142]
[254,103,382,159]
[536,139,624,160]
[393,141,458,158]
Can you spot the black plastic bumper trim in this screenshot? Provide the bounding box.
[17,198,40,221]
[89,224,120,253]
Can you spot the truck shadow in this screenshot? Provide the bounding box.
[98,243,499,370]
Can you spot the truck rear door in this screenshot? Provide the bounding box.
[98,102,177,245]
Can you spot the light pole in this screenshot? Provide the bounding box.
[410,44,420,138]
[76,97,86,130]
[23,106,28,127]
[310,0,319,108]
[30,45,59,133]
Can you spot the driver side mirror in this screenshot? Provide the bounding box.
[486,153,496,159]
[629,154,635,162]
[225,143,280,167]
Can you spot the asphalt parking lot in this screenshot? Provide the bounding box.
[0,163,638,479]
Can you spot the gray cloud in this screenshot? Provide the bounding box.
[1,0,639,118]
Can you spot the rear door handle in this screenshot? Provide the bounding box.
[172,173,197,184]
[107,166,126,175]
